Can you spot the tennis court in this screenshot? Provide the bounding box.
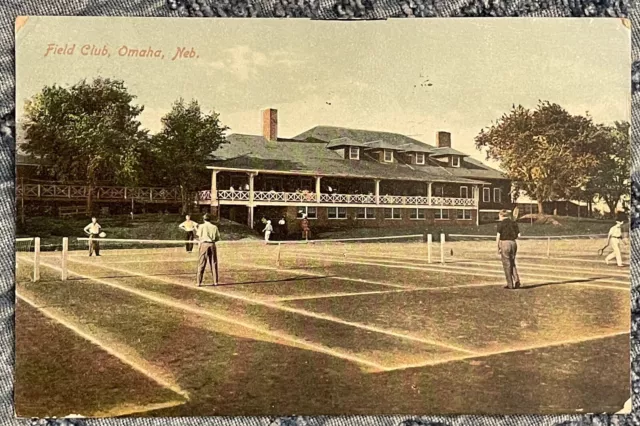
[15,233,631,417]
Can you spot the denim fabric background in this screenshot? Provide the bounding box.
[0,1,637,425]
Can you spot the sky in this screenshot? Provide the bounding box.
[16,17,631,167]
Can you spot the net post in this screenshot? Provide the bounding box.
[440,233,445,264]
[547,237,551,259]
[427,234,432,264]
[61,237,68,281]
[33,237,40,282]
[276,243,282,268]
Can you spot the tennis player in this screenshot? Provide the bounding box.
[179,214,198,253]
[262,220,273,243]
[301,214,310,241]
[496,209,520,289]
[605,219,626,267]
[83,217,102,257]
[196,214,221,286]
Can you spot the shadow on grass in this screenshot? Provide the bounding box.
[520,277,619,290]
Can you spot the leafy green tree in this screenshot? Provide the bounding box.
[152,99,229,214]
[22,77,148,212]
[587,121,630,217]
[475,102,603,215]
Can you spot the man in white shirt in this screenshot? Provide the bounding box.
[83,217,101,256]
[196,214,221,286]
[605,219,626,267]
[178,214,198,253]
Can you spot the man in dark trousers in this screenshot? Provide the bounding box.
[496,209,521,289]
[83,217,102,257]
[196,214,221,286]
[179,214,198,253]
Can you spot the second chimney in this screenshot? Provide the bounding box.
[436,131,451,148]
[262,108,278,141]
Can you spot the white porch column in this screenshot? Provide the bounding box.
[210,170,219,212]
[248,172,255,204]
[248,172,255,229]
[315,176,322,203]
[474,185,480,226]
[375,179,381,205]
[248,206,254,229]
[428,182,433,205]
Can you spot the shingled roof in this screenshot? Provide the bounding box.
[326,137,369,149]
[295,126,435,150]
[211,133,488,184]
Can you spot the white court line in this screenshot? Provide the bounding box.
[66,258,479,356]
[39,259,388,371]
[295,253,630,290]
[17,291,190,400]
[384,330,629,372]
[273,282,517,302]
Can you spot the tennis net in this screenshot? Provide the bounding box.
[441,233,622,263]
[51,234,426,281]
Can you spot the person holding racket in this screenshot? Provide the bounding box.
[179,214,198,253]
[83,216,103,257]
[604,218,626,267]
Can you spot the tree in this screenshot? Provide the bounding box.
[152,99,229,214]
[587,121,630,217]
[22,77,148,212]
[475,102,603,215]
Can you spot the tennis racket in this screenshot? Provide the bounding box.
[598,244,608,256]
[512,206,520,221]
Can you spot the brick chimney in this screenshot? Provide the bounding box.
[436,131,451,148]
[262,108,278,141]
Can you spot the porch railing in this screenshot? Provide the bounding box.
[200,189,476,207]
[18,183,181,202]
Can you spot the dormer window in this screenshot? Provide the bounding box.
[349,146,360,160]
[452,156,461,167]
[383,150,393,163]
[415,152,425,165]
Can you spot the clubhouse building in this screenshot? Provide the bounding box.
[201,109,512,232]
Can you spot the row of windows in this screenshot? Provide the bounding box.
[348,147,429,166]
[296,207,473,220]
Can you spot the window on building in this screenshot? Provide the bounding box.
[452,156,461,167]
[297,206,317,219]
[456,209,472,220]
[384,208,401,219]
[433,185,444,197]
[328,207,347,219]
[493,188,502,203]
[483,187,491,203]
[460,186,469,199]
[435,209,449,220]
[383,150,393,163]
[410,208,426,220]
[356,207,376,219]
[415,152,425,165]
[349,146,360,160]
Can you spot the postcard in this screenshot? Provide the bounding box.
[14,16,631,417]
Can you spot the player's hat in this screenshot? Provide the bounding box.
[202,213,210,221]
